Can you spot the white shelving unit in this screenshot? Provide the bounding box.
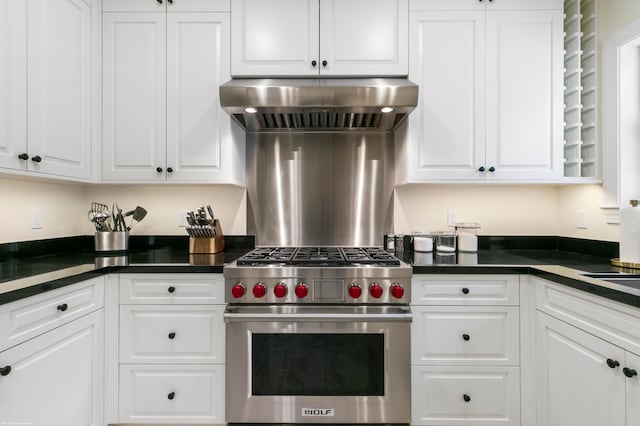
[563,0,598,178]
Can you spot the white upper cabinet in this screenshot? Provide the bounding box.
[398,0,563,182]
[102,8,244,183]
[231,0,408,77]
[0,0,92,180]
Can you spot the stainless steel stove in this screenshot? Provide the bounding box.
[223,246,412,424]
[224,246,412,304]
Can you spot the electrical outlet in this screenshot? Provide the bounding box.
[31,208,43,229]
[447,209,457,227]
[178,209,189,227]
[577,209,588,229]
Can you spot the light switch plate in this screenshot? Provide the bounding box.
[31,208,43,229]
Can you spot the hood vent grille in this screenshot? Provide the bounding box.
[220,78,418,133]
[233,111,408,130]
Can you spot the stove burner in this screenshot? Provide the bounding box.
[236,247,401,266]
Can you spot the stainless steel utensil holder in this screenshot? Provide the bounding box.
[95,231,129,252]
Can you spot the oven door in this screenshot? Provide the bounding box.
[224,305,412,424]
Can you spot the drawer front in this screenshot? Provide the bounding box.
[412,275,519,306]
[0,277,105,352]
[119,274,224,304]
[412,306,519,365]
[534,277,640,355]
[119,364,225,424]
[119,305,224,364]
[411,366,520,426]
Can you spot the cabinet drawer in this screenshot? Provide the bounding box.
[412,275,519,306]
[534,277,640,356]
[119,305,224,364]
[411,366,520,426]
[0,277,104,352]
[119,364,225,424]
[103,0,230,12]
[119,274,224,304]
[412,306,519,365]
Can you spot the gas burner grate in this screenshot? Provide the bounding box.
[236,247,401,267]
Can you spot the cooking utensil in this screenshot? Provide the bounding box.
[127,206,147,231]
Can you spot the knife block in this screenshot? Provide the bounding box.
[189,219,225,254]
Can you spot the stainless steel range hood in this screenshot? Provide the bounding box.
[219,78,418,132]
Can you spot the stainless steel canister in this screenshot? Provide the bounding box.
[94,231,129,252]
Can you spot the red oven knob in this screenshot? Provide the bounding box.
[231,283,246,298]
[391,283,405,299]
[348,283,362,299]
[253,283,266,298]
[369,283,383,299]
[274,283,288,298]
[295,283,308,299]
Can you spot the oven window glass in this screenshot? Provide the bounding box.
[252,333,384,396]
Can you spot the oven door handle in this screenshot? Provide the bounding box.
[223,311,413,323]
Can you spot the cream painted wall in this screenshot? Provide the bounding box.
[84,184,246,237]
[557,185,618,241]
[0,175,246,244]
[394,185,560,236]
[599,0,640,39]
[0,176,87,244]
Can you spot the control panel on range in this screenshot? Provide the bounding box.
[226,278,409,304]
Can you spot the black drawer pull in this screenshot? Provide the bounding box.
[462,334,470,341]
[168,286,176,293]
[57,303,68,312]
[461,287,470,295]
[463,394,471,402]
[168,332,176,339]
[624,367,638,378]
[607,358,620,369]
[0,366,11,376]
[168,391,175,400]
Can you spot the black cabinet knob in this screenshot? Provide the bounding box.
[478,166,485,172]
[462,334,470,341]
[18,153,29,160]
[168,0,173,3]
[322,60,328,67]
[167,391,175,400]
[167,167,174,173]
[311,60,317,67]
[607,358,620,369]
[31,155,42,163]
[463,394,471,402]
[623,367,638,378]
[462,287,470,294]
[156,167,163,173]
[168,332,176,340]
[57,303,68,312]
[168,286,176,293]
[0,366,11,376]
[157,0,162,3]
[488,166,496,172]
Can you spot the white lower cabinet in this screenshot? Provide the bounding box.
[534,277,640,426]
[119,364,225,424]
[411,274,521,426]
[412,366,520,426]
[0,307,104,426]
[114,273,226,424]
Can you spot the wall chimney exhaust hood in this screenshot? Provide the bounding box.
[219,78,418,132]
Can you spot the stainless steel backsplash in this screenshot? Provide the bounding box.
[247,132,394,246]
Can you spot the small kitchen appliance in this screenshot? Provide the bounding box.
[224,246,412,424]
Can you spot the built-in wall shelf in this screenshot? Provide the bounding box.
[563,0,598,178]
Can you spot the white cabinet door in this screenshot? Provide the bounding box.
[0,0,27,171]
[166,12,232,182]
[102,12,167,181]
[231,0,320,76]
[484,9,563,180]
[319,0,408,76]
[626,351,640,426]
[0,310,104,426]
[406,11,485,181]
[536,311,626,426]
[27,0,91,179]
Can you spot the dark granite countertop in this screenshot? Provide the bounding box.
[1,235,638,308]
